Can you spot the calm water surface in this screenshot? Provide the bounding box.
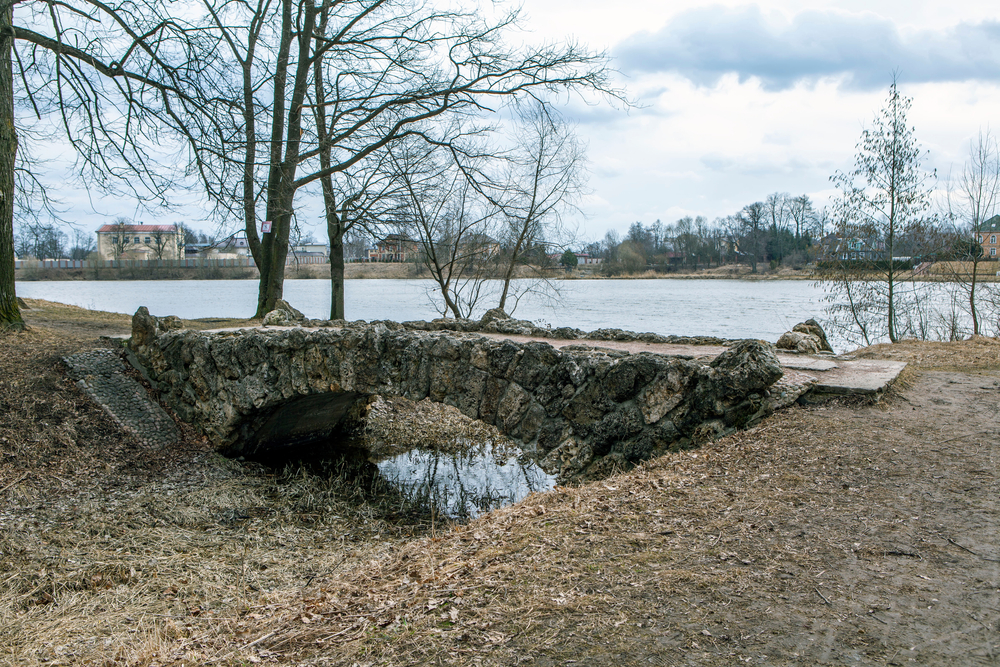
[17,277,832,344]
[375,443,557,519]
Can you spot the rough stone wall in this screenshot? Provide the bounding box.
[403,314,737,346]
[129,309,784,481]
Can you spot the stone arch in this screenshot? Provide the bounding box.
[128,309,783,480]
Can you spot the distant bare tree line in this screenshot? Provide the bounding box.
[583,192,826,276]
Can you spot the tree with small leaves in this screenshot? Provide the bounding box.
[823,80,935,344]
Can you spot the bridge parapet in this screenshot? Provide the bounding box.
[128,308,784,481]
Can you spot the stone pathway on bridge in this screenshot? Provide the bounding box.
[193,323,907,403]
[64,349,180,449]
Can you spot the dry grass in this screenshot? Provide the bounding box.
[3,303,999,666]
[16,298,260,337]
[0,309,439,667]
[849,335,1000,371]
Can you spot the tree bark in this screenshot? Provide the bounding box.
[313,3,346,321]
[0,3,23,330]
[254,0,314,318]
[969,255,980,336]
[327,212,346,320]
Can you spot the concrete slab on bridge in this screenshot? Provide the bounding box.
[475,333,906,399]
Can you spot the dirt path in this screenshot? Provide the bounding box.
[1,301,999,666]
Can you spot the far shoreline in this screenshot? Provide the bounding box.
[13,260,1000,282]
[14,262,820,282]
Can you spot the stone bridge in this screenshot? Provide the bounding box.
[127,308,791,480]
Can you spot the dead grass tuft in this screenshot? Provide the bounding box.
[850,335,1000,371]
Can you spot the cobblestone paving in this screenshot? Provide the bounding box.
[63,349,180,449]
[768,369,817,410]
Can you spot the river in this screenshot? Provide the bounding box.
[15,277,836,344]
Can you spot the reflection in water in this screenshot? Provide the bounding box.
[375,441,556,519]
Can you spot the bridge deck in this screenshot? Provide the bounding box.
[474,333,907,398]
[193,325,907,399]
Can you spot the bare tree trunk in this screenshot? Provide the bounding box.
[254,0,315,317]
[327,208,346,320]
[0,4,22,330]
[313,3,346,321]
[887,168,897,343]
[496,230,526,312]
[970,256,980,335]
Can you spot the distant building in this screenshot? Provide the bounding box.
[818,234,886,262]
[370,234,421,262]
[975,215,1000,259]
[185,233,252,259]
[291,242,329,258]
[97,224,182,260]
[546,252,603,265]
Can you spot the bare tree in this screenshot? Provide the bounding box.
[0,0,19,326]
[69,228,96,260]
[739,201,766,273]
[108,217,134,260]
[823,81,935,344]
[764,192,791,264]
[316,151,404,319]
[488,104,585,312]
[941,129,1000,336]
[149,228,175,260]
[182,0,616,319]
[391,141,498,318]
[789,194,817,240]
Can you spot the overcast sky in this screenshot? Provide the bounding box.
[523,0,1000,242]
[39,0,1000,245]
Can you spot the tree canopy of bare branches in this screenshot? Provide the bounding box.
[0,0,221,328]
[175,0,615,318]
[388,139,499,319]
[491,103,585,313]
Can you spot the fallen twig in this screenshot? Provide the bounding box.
[207,631,276,663]
[814,587,831,605]
[867,610,889,625]
[937,431,994,446]
[0,472,29,495]
[884,549,920,559]
[947,538,1000,563]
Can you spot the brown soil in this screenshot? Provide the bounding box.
[2,299,999,666]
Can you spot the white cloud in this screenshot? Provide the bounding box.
[615,6,1000,90]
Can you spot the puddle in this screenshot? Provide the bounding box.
[374,441,557,519]
[251,395,558,521]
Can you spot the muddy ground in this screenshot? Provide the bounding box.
[1,300,998,666]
